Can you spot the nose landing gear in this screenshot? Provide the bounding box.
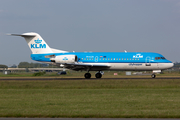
[151,74,156,78]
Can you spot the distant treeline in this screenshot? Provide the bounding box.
[1,62,58,68]
[174,63,180,67]
[17,62,57,68]
[0,64,8,68]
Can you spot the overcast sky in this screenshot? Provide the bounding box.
[1,0,180,66]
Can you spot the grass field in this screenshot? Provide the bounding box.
[0,78,180,118]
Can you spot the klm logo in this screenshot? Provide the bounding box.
[31,38,46,49]
[34,39,42,43]
[63,57,68,61]
[133,54,143,58]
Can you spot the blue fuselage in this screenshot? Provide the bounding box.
[31,52,172,64]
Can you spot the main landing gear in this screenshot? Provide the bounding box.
[84,73,91,79]
[84,71,103,79]
[151,74,156,78]
[95,72,102,78]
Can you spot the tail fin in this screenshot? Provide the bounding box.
[10,32,53,54]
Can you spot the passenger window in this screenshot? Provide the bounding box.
[119,58,121,60]
[122,58,123,60]
[130,58,131,60]
[87,58,88,60]
[108,58,110,60]
[82,58,83,60]
[124,58,126,60]
[92,58,93,60]
[127,58,128,60]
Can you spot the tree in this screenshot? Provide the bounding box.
[18,62,57,68]
[18,62,30,68]
[0,64,8,68]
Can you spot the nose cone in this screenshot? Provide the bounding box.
[158,61,174,69]
[167,62,174,69]
[165,60,174,68]
[165,62,174,69]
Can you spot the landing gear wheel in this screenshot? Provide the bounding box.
[95,73,102,78]
[151,74,156,78]
[84,73,91,79]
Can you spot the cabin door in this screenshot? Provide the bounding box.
[95,56,98,62]
[145,56,151,66]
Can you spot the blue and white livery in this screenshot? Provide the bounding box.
[10,32,174,78]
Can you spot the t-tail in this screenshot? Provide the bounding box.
[10,32,68,54]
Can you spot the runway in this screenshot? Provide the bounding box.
[0,118,180,120]
[0,119,180,120]
[0,77,180,80]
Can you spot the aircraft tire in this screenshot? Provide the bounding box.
[151,74,156,78]
[95,73,102,78]
[84,73,91,79]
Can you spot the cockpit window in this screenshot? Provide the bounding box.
[155,57,166,60]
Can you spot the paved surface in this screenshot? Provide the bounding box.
[1,118,180,120]
[0,77,180,80]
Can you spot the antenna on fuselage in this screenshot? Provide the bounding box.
[124,50,127,53]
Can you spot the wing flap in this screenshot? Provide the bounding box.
[62,63,110,71]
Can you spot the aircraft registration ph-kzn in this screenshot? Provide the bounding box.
[10,32,174,79]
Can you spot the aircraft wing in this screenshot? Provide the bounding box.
[60,62,111,71]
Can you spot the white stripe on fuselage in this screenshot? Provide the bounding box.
[81,62,173,71]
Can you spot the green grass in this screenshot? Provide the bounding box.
[0,79,180,89]
[0,79,180,117]
[1,89,180,118]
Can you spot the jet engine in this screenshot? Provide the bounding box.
[51,55,78,63]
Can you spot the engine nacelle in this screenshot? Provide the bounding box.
[51,55,78,63]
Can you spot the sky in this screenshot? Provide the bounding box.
[0,0,180,66]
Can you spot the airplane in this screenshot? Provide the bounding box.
[10,32,174,79]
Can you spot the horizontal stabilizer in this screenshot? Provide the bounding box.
[8,34,36,37]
